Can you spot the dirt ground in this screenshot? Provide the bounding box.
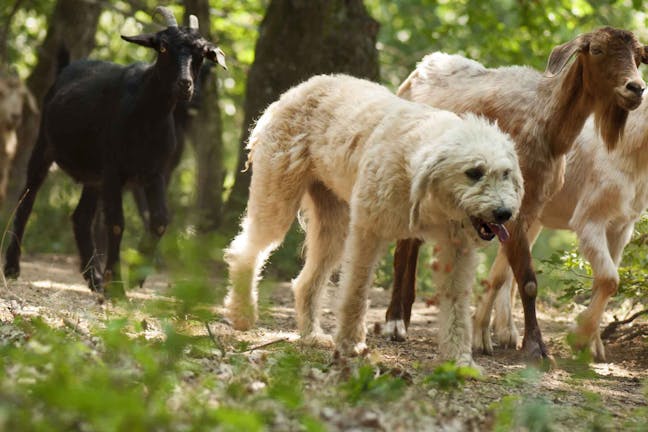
[1,253,647,431]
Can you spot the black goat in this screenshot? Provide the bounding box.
[131,62,213,225]
[3,6,226,297]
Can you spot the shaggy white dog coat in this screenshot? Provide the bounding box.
[224,74,523,366]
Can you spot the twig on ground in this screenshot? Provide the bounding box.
[601,308,648,339]
[239,337,289,353]
[63,317,89,337]
[204,321,226,357]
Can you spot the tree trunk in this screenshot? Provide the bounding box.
[3,0,102,213]
[222,0,380,230]
[184,0,225,232]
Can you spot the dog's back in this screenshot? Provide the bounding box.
[246,74,459,202]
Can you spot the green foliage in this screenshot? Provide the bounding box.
[340,363,407,405]
[543,214,648,307]
[366,0,648,90]
[0,313,334,431]
[423,361,481,391]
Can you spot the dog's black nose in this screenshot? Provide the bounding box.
[493,207,512,224]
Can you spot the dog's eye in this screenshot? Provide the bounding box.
[465,167,484,181]
[503,169,510,180]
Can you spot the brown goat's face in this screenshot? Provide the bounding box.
[581,27,646,111]
[0,75,26,132]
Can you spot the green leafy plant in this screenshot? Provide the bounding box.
[340,363,407,405]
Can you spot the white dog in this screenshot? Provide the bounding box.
[224,74,523,366]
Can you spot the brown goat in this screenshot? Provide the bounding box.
[385,27,648,361]
[0,70,36,208]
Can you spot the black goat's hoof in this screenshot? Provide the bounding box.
[103,283,127,300]
[84,271,104,293]
[102,271,126,300]
[3,264,20,279]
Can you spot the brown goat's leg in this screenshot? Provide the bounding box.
[384,238,422,341]
[131,175,169,288]
[102,177,126,298]
[503,223,551,361]
[4,138,53,279]
[72,186,103,291]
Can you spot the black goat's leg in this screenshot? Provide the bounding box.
[102,176,126,298]
[131,175,168,287]
[72,186,103,291]
[4,137,53,278]
[131,186,150,226]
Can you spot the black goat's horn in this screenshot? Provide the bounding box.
[155,6,178,27]
[189,15,199,30]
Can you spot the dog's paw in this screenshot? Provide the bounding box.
[300,332,334,348]
[382,319,407,342]
[454,353,484,376]
[224,293,257,331]
[472,322,494,355]
[334,340,369,358]
[225,305,257,331]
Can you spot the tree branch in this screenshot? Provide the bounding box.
[601,308,648,339]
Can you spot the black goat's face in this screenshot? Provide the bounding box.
[121,8,226,102]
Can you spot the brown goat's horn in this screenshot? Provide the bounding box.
[154,6,178,27]
[189,15,199,30]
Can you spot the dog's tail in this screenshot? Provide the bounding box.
[242,101,279,172]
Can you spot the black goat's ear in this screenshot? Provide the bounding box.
[121,33,159,49]
[204,46,227,70]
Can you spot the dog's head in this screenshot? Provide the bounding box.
[410,114,523,243]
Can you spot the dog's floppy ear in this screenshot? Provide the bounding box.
[409,156,445,232]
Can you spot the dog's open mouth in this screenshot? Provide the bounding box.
[470,217,510,242]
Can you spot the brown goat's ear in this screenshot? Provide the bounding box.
[121,33,158,49]
[641,45,648,64]
[204,45,227,70]
[544,34,589,77]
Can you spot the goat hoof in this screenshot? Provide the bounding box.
[3,264,20,279]
[521,336,555,369]
[102,270,126,299]
[84,271,104,293]
[382,319,408,342]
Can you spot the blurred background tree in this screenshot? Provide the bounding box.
[1,0,647,308]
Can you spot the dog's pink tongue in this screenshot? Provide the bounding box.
[488,223,509,242]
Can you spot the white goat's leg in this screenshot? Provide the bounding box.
[571,222,620,361]
[492,274,518,348]
[473,246,508,355]
[585,223,634,361]
[335,227,385,356]
[436,232,480,369]
[293,183,349,347]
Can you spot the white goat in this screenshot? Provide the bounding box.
[492,101,648,361]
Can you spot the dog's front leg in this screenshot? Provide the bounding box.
[435,230,480,370]
[335,227,386,356]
